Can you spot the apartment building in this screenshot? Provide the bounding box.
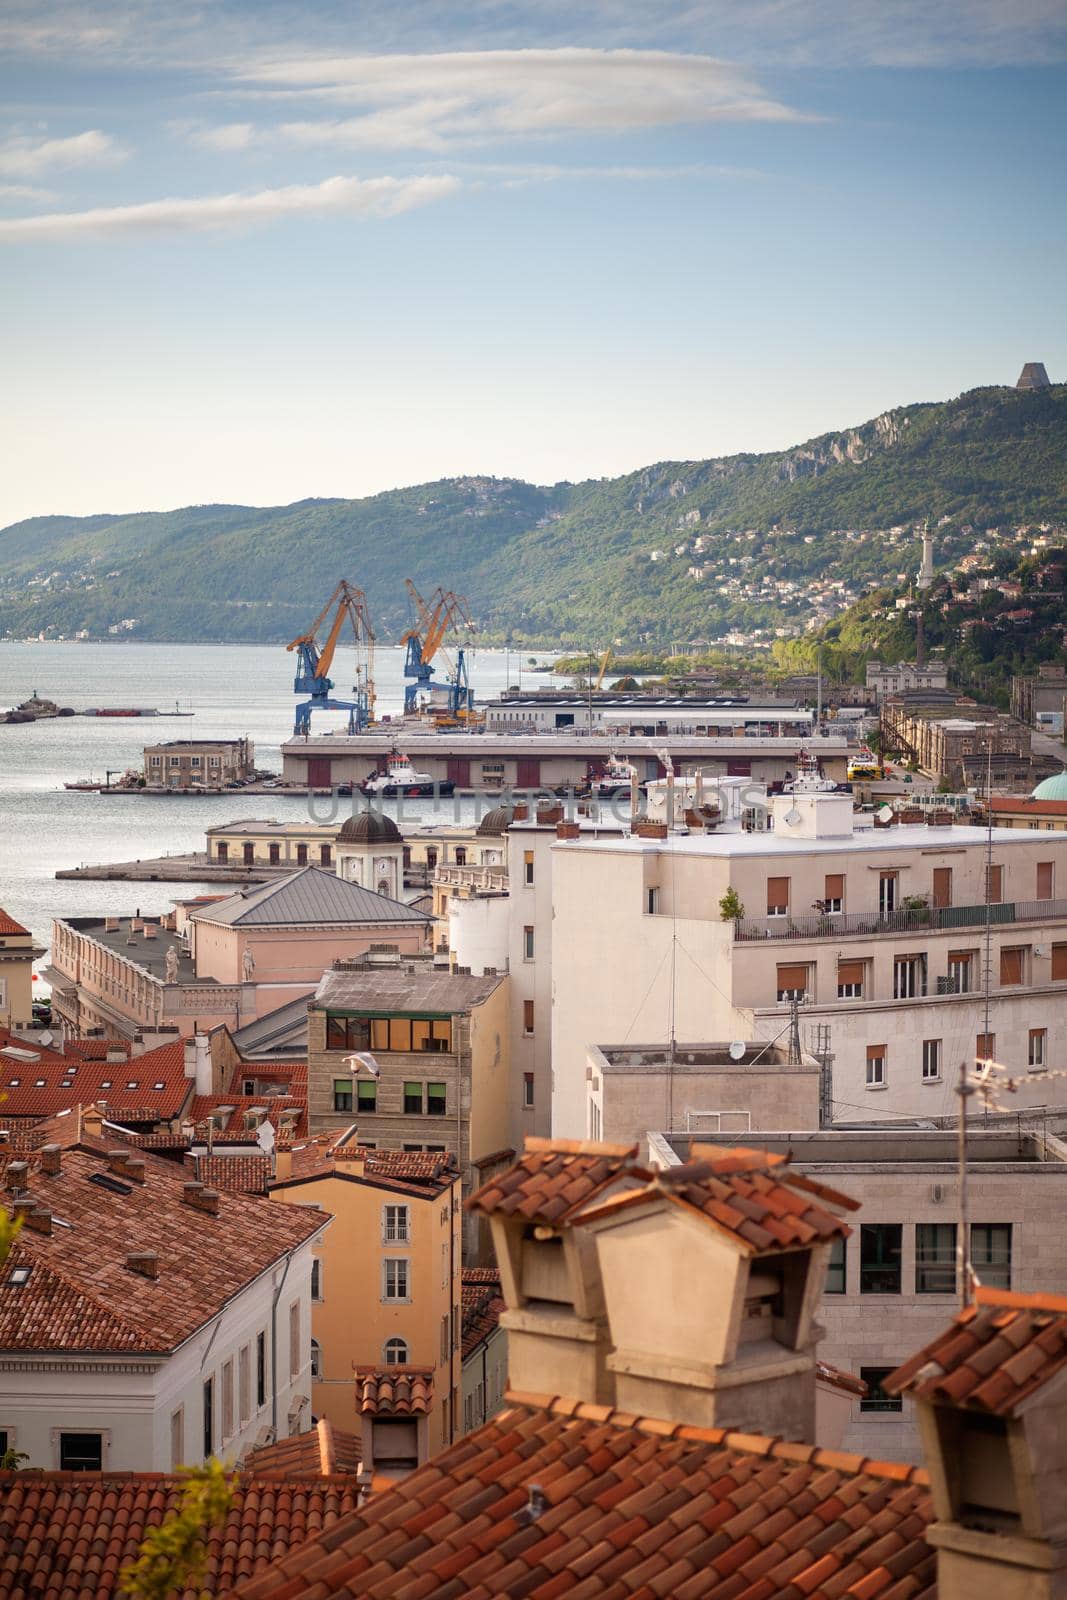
[143,737,255,788]
[0,907,39,1028]
[0,1119,324,1471]
[269,1135,463,1472]
[865,660,949,699]
[651,1126,1067,1462]
[1011,663,1067,732]
[550,790,1067,1132]
[984,787,1067,832]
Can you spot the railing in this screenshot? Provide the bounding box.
[435,864,510,891]
[735,896,1067,943]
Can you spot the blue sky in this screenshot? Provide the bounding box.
[1,1,1065,528]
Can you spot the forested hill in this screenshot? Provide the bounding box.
[3,382,1065,647]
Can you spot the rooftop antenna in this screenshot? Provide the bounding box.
[957,1053,974,1309]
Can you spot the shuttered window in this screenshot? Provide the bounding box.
[1037,861,1054,900]
[986,864,1003,904]
[776,963,809,999]
[824,874,844,912]
[766,876,790,915]
[1052,945,1067,981]
[837,960,865,998]
[866,1045,887,1087]
[976,1033,995,1063]
[932,867,952,908]
[999,948,1024,986]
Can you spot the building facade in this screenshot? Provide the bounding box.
[0,908,37,1028]
[866,661,949,700]
[143,738,255,788]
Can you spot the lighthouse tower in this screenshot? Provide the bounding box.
[917,521,935,592]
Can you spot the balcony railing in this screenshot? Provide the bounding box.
[735,896,1067,943]
[434,863,509,891]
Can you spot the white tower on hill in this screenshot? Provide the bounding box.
[917,521,935,592]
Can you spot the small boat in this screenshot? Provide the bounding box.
[64,778,105,791]
[360,751,454,798]
[579,754,635,800]
[784,751,840,795]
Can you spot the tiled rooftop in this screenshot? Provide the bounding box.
[0,1038,190,1124]
[576,1145,857,1256]
[0,908,30,936]
[231,1394,935,1600]
[0,1136,323,1353]
[244,1418,362,1478]
[277,1134,458,1197]
[188,1091,307,1140]
[461,1268,505,1361]
[356,1367,434,1417]
[187,1152,272,1196]
[0,1470,362,1600]
[466,1136,639,1225]
[887,1286,1067,1415]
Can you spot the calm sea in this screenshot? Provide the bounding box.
[0,641,558,950]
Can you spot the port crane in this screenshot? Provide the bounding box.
[287,580,375,736]
[399,580,477,719]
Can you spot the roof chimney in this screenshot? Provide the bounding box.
[126,1249,159,1280]
[39,1144,62,1176]
[13,1198,52,1236]
[4,1160,30,1193]
[183,1037,196,1079]
[124,1157,146,1185]
[106,1148,131,1177]
[182,1182,220,1216]
[106,1047,126,1064]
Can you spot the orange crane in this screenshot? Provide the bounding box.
[287,579,375,734]
[400,579,476,717]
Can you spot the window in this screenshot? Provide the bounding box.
[524,850,534,886]
[823,874,843,914]
[404,1081,424,1113]
[170,1408,184,1471]
[860,1223,902,1293]
[1000,947,1026,986]
[60,1432,103,1472]
[878,872,898,916]
[238,1346,251,1423]
[589,1098,602,1141]
[893,954,926,1000]
[916,1223,957,1294]
[836,960,865,999]
[523,925,535,959]
[826,1236,846,1294]
[310,1339,321,1379]
[766,876,789,916]
[776,963,810,1002]
[243,842,254,865]
[333,1078,353,1113]
[866,1045,887,1088]
[256,1332,266,1408]
[859,1368,902,1414]
[932,867,953,908]
[986,864,1003,904]
[440,1313,449,1363]
[922,1039,942,1082]
[454,847,467,866]
[268,842,280,865]
[384,1337,408,1366]
[311,1258,323,1301]
[383,1258,410,1301]
[1051,944,1067,981]
[976,1033,996,1065]
[320,844,332,866]
[1037,861,1055,900]
[296,843,308,866]
[523,999,535,1036]
[947,950,975,993]
[1029,1028,1047,1070]
[216,841,229,861]
[221,1360,234,1440]
[357,1079,377,1114]
[326,1014,370,1051]
[427,1081,446,1116]
[523,1071,535,1109]
[972,1223,1011,1289]
[441,1242,448,1289]
[646,886,660,915]
[383,1204,410,1244]
[203,1379,214,1458]
[289,1301,300,1378]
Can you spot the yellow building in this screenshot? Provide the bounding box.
[0,907,37,1028]
[269,1135,463,1477]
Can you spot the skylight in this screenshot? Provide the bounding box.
[33,1079,44,1088]
[152,1082,165,1090]
[126,1080,138,1089]
[100,1080,112,1089]
[88,1172,132,1196]
[7,1078,20,1087]
[7,1266,32,1286]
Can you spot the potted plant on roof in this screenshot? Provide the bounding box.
[719,886,745,933]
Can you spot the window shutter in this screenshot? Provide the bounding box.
[824,874,844,899]
[1052,944,1067,981]
[948,949,974,965]
[932,868,952,907]
[986,864,1003,904]
[1037,862,1054,899]
[766,876,790,910]
[776,963,809,991]
[999,948,1023,985]
[867,1044,886,1061]
[976,1033,995,1061]
[837,960,865,985]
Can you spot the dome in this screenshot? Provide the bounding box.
[336,809,403,845]
[1032,770,1067,802]
[477,805,513,837]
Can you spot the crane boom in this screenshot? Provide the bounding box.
[400,578,477,717]
[287,579,375,735]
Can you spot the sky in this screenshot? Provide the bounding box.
[1,1,1065,529]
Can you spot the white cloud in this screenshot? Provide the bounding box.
[0,129,127,179]
[211,47,814,151]
[0,182,56,203]
[189,121,258,152]
[0,172,460,242]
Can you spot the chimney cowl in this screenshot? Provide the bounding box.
[39,1144,62,1176]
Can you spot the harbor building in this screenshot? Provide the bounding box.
[204,816,486,889]
[865,660,948,700]
[143,736,255,788]
[483,691,815,738]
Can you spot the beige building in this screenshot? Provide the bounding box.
[0,907,37,1028]
[144,737,255,788]
[207,819,337,870]
[652,1126,1067,1462]
[306,957,510,1244]
[866,660,949,700]
[269,1135,463,1474]
[880,700,1032,785]
[550,790,1067,1133]
[204,813,484,890]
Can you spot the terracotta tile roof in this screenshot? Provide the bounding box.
[886,1286,1067,1415]
[231,1394,934,1600]
[466,1135,640,1225]
[0,1037,190,1124]
[227,1058,308,1094]
[244,1418,362,1477]
[279,1135,458,1194]
[188,1092,307,1140]
[0,908,30,936]
[576,1144,856,1256]
[816,1361,869,1399]
[461,1269,505,1360]
[62,1038,134,1060]
[355,1366,434,1416]
[0,1470,361,1600]
[365,1148,456,1182]
[187,1152,272,1196]
[0,1029,69,1066]
[0,1137,323,1354]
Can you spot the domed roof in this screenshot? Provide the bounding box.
[477,805,513,837]
[1032,770,1067,802]
[337,809,403,845]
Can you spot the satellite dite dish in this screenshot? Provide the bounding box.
[728,1041,746,1062]
[38,1031,54,1046]
[784,807,802,827]
[256,1119,276,1154]
[877,804,894,822]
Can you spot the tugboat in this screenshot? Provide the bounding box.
[578,753,635,800]
[784,750,841,794]
[360,750,454,798]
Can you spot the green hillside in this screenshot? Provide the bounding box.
[3,382,1065,647]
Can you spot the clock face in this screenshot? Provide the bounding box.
[376,858,390,873]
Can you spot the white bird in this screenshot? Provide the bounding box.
[344,1051,380,1078]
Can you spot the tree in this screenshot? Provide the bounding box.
[120,1461,234,1600]
[719,886,745,923]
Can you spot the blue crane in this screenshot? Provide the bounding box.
[287,580,375,736]
[400,580,477,720]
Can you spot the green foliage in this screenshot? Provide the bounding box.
[0,1207,21,1272]
[719,886,746,923]
[120,1460,234,1600]
[0,1447,30,1470]
[2,385,1065,647]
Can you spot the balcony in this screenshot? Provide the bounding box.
[434,863,509,893]
[735,896,1067,943]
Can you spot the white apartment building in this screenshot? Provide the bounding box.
[865,661,949,699]
[0,1125,324,1472]
[550,790,1067,1135]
